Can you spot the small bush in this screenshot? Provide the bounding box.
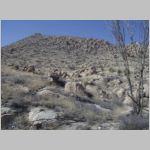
[14,78,26,85]
[119,114,149,130]
[117,69,122,75]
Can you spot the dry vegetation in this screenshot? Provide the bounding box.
[1,33,149,130]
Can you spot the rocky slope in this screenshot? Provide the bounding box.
[1,33,149,130]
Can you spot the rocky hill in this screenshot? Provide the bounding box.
[2,33,117,71]
[1,33,149,130]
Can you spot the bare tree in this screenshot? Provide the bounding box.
[111,20,149,115]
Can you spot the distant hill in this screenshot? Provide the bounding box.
[2,33,148,72]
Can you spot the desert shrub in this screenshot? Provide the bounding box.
[1,85,26,100]
[33,95,78,112]
[119,114,149,130]
[2,66,48,91]
[14,77,26,85]
[11,114,31,129]
[117,69,122,75]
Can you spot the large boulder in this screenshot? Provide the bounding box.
[28,107,57,123]
[1,107,12,115]
[85,84,99,98]
[64,81,86,97]
[123,95,132,105]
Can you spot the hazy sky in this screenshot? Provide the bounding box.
[1,20,144,46]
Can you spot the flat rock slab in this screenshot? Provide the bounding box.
[28,107,57,123]
[1,107,12,115]
[36,89,52,96]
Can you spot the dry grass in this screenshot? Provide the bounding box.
[119,114,149,130]
[2,66,48,91]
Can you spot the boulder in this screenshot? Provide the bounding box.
[123,95,132,105]
[37,90,51,96]
[85,85,99,97]
[64,81,86,97]
[113,88,126,98]
[1,107,12,115]
[28,107,57,123]
[36,89,52,96]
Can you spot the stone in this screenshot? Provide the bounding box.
[94,104,111,113]
[1,107,12,115]
[28,107,57,123]
[123,95,132,105]
[36,89,52,96]
[85,85,99,97]
[64,81,86,97]
[113,88,126,98]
